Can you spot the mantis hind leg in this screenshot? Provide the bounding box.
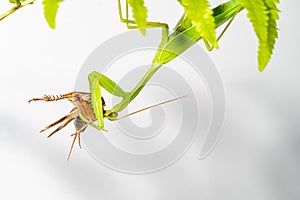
[204,6,242,51]
[117,0,169,44]
[67,123,88,161]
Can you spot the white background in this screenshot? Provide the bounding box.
[0,0,299,199]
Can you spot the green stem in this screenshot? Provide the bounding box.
[0,0,36,21]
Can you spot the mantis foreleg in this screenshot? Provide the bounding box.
[87,69,164,118]
[87,71,130,128]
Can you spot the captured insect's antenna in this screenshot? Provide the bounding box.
[117,95,188,120]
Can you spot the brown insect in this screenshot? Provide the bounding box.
[29,92,105,160]
[29,92,186,160]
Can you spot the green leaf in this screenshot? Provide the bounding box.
[238,0,280,71]
[9,0,24,7]
[178,0,218,48]
[128,0,148,35]
[43,0,64,29]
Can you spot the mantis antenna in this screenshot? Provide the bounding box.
[116,95,188,120]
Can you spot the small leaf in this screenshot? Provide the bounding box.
[9,0,24,7]
[239,0,280,71]
[238,0,269,41]
[128,0,148,35]
[43,0,64,29]
[178,0,218,48]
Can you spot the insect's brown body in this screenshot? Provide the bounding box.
[73,94,106,133]
[29,92,106,160]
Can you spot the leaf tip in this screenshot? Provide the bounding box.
[258,66,266,72]
[43,0,63,29]
[258,61,267,72]
[46,20,56,29]
[140,28,146,36]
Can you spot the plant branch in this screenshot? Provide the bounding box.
[0,0,36,22]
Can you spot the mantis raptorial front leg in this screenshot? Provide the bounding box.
[88,68,161,118]
[87,71,127,130]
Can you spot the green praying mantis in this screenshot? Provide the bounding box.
[29,0,243,159]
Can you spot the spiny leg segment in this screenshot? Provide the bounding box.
[42,108,78,138]
[67,123,88,161]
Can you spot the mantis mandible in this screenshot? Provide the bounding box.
[30,0,243,159]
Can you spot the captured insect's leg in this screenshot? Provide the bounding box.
[28,92,75,103]
[67,132,77,161]
[40,108,79,136]
[203,6,242,51]
[67,124,88,161]
[39,114,70,133]
[78,131,82,149]
[47,117,74,138]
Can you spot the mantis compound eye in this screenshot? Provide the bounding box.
[107,112,118,121]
